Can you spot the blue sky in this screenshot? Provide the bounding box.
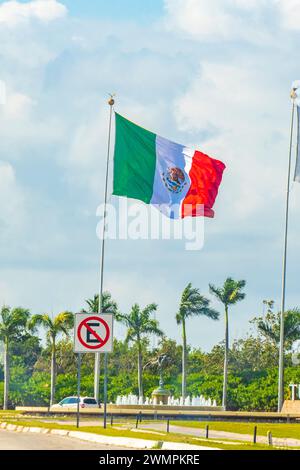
[1,0,163,19]
[1,0,300,352]
[62,0,163,19]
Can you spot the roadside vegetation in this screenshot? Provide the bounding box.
[0,415,282,450]
[169,420,300,440]
[0,284,300,411]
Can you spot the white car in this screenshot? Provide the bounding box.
[51,396,100,410]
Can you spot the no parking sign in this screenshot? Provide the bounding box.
[74,313,113,353]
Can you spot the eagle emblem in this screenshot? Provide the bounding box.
[162,167,187,194]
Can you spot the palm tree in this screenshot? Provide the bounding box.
[209,278,246,410]
[253,308,300,349]
[0,306,30,409]
[176,283,219,401]
[81,292,118,316]
[28,311,73,406]
[82,292,118,401]
[117,303,163,399]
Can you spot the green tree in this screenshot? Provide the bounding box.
[252,308,300,349]
[81,292,118,315]
[176,283,219,400]
[117,303,163,399]
[0,306,30,409]
[28,312,73,406]
[150,338,182,393]
[11,333,41,374]
[230,336,278,373]
[209,278,246,410]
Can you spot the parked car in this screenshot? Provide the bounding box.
[51,396,100,410]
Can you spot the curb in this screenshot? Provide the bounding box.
[0,422,155,449]
[0,421,220,450]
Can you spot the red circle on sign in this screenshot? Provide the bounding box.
[77,316,110,350]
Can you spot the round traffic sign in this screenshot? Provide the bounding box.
[77,316,110,350]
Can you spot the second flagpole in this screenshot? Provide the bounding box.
[94,96,115,418]
[278,88,297,412]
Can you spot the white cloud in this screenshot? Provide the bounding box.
[5,91,34,118]
[0,87,65,161]
[277,0,300,30]
[0,0,67,26]
[164,0,300,40]
[164,0,269,40]
[0,161,25,231]
[0,80,6,105]
[164,0,234,39]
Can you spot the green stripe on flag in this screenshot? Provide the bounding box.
[113,113,157,204]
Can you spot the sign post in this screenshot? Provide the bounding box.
[103,352,108,429]
[76,353,81,428]
[74,313,113,428]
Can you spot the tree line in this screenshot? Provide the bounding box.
[1,278,300,410]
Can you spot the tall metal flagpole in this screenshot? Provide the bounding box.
[94,96,115,405]
[278,88,297,412]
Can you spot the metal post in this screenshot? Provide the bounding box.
[103,351,108,429]
[167,419,170,433]
[205,424,209,439]
[253,425,257,444]
[278,92,296,412]
[267,431,273,447]
[94,96,115,404]
[76,353,81,428]
[94,355,100,404]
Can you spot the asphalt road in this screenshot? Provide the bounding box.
[0,429,129,450]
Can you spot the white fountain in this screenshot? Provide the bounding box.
[115,394,218,407]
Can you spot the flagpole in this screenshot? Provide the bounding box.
[94,95,115,404]
[278,88,296,412]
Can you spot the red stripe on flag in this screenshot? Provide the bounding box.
[181,150,225,219]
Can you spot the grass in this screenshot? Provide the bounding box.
[0,415,279,450]
[168,420,300,440]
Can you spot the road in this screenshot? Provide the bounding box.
[0,429,129,450]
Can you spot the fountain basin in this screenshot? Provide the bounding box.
[151,386,170,405]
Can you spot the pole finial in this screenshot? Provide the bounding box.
[108,93,115,107]
[291,88,297,101]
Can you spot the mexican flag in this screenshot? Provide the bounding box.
[113,113,225,219]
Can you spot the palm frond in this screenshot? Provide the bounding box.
[178,283,219,322]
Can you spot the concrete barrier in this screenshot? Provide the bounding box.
[51,429,69,436]
[6,424,17,431]
[281,400,300,414]
[15,407,49,413]
[14,405,300,421]
[28,427,46,433]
